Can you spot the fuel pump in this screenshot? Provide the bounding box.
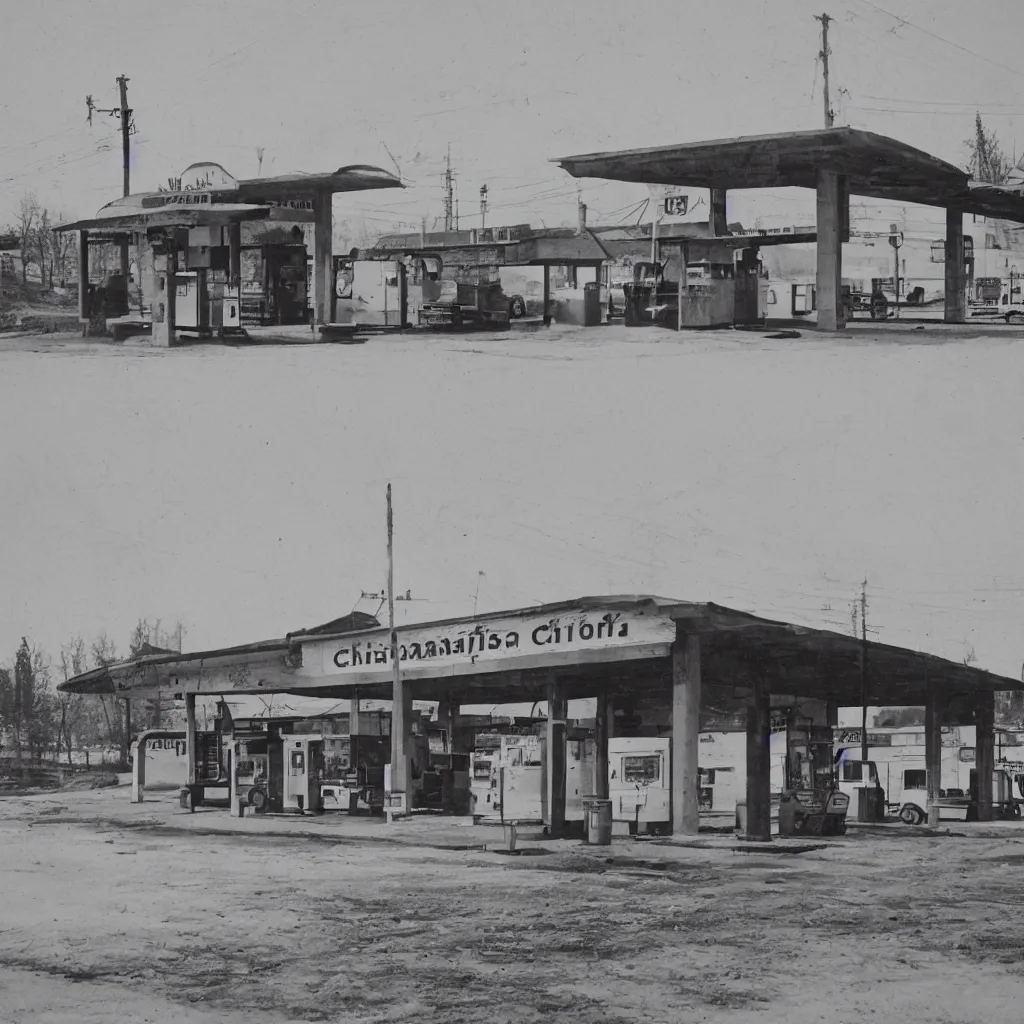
[231,735,270,817]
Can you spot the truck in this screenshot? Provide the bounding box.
[837,751,1024,824]
[418,279,525,330]
[621,261,679,326]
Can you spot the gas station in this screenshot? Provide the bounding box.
[59,595,1024,843]
[55,160,403,344]
[553,127,1024,331]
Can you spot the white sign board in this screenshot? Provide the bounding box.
[304,608,676,679]
[646,185,711,226]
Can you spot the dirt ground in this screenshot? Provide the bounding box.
[1,785,1023,1023]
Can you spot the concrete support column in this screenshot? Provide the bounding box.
[815,169,847,331]
[924,691,943,826]
[975,690,995,822]
[151,241,177,348]
[77,229,90,334]
[593,693,609,800]
[944,207,966,324]
[389,679,411,802]
[671,629,701,836]
[312,189,332,326]
[119,234,130,298]
[228,222,241,290]
[542,264,551,326]
[185,694,197,788]
[546,679,567,838]
[403,688,415,801]
[434,694,454,751]
[396,260,408,328]
[131,736,146,803]
[229,742,240,817]
[744,677,772,841]
[710,189,728,236]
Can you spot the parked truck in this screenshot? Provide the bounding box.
[418,279,525,330]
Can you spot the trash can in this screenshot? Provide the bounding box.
[585,799,613,846]
[735,799,748,834]
[856,787,877,823]
[502,821,518,853]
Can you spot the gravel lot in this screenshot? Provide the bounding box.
[1,785,1023,1023]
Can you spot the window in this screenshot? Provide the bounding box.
[698,768,716,786]
[622,755,661,783]
[767,289,777,305]
[842,762,864,782]
[904,769,927,789]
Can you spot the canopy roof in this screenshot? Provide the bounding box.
[235,165,403,201]
[55,163,403,233]
[56,202,273,233]
[554,128,1024,224]
[58,595,1022,709]
[357,227,610,267]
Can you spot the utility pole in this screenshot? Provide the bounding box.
[443,146,454,232]
[386,483,403,819]
[814,13,835,128]
[116,76,132,285]
[479,184,488,231]
[86,78,134,283]
[859,579,868,762]
[116,76,131,198]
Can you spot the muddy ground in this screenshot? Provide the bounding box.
[1,787,1023,1023]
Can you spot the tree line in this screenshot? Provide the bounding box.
[0,619,186,770]
[7,192,77,290]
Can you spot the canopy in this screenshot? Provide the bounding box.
[554,127,1024,224]
[55,203,273,233]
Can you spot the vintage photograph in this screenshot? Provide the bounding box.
[1,2,1023,1022]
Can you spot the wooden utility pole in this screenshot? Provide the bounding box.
[815,13,835,128]
[116,76,132,284]
[116,76,131,198]
[386,483,403,816]
[859,579,868,762]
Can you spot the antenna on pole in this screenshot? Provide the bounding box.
[814,13,836,128]
[443,145,454,231]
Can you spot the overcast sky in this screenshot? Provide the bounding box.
[3,1,1024,235]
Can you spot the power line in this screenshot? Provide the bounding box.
[852,0,1024,83]
[850,106,1024,118]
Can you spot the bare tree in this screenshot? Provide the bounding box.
[33,208,52,290]
[966,113,1015,184]
[16,193,38,286]
[90,632,125,763]
[26,646,58,762]
[0,668,13,754]
[57,637,88,766]
[127,618,186,730]
[52,221,76,289]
